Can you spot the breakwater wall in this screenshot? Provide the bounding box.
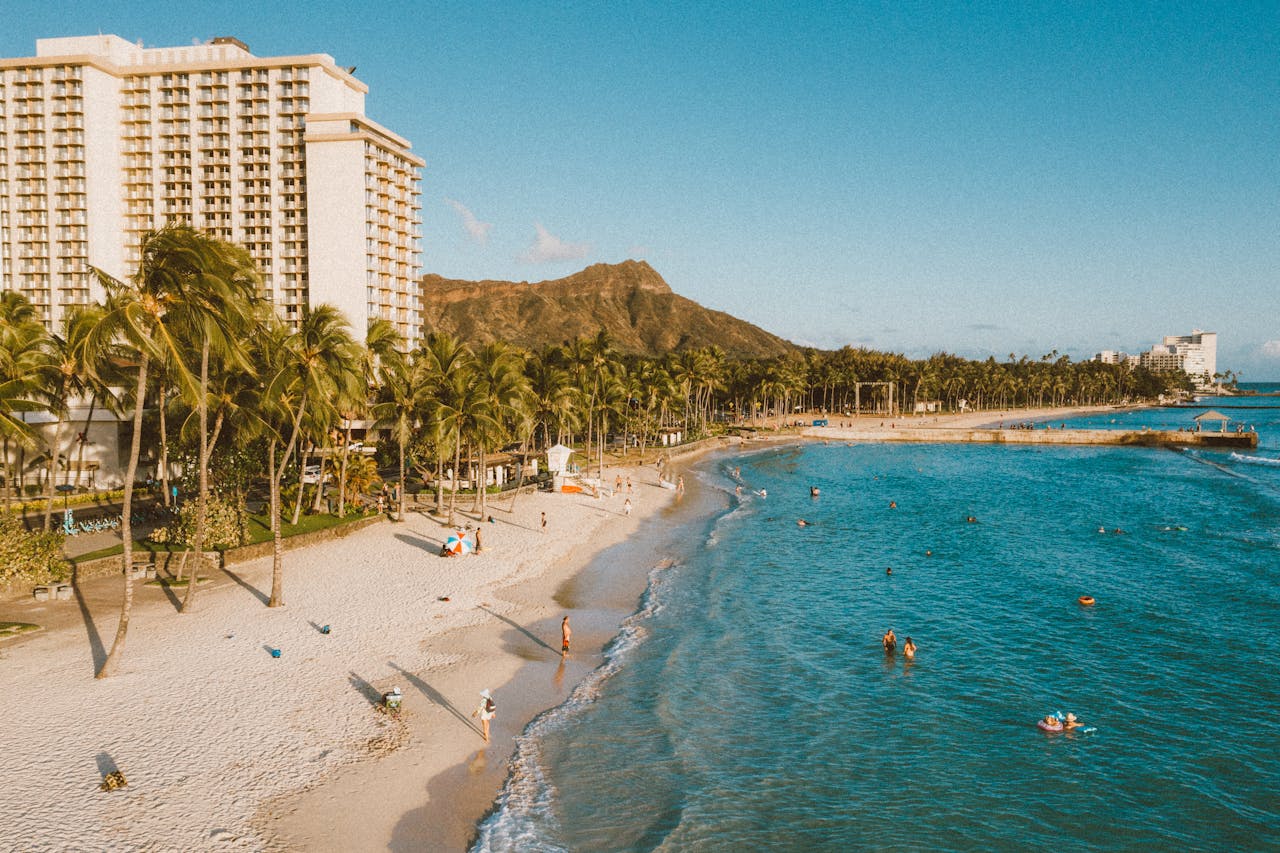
[801,427,1259,449]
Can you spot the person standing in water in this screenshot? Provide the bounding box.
[472,689,496,742]
[561,615,572,657]
[883,628,897,653]
[903,637,916,659]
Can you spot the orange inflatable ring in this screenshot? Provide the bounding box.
[1078,596,1095,606]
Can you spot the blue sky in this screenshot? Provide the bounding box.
[6,2,1278,377]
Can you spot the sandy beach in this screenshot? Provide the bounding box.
[0,466,675,852]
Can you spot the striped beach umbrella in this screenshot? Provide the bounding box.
[444,532,472,555]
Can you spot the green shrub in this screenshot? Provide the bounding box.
[149,495,249,549]
[0,514,69,587]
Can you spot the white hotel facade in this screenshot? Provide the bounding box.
[1096,329,1218,388]
[0,34,424,343]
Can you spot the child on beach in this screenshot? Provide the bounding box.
[624,498,632,516]
[561,616,572,657]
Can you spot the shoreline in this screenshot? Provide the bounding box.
[259,441,735,851]
[0,464,679,852]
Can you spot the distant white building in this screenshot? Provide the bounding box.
[1162,330,1217,383]
[1095,330,1217,388]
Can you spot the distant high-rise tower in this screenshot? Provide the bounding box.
[1161,330,1217,382]
[0,35,423,343]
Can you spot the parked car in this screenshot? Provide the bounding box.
[301,465,332,485]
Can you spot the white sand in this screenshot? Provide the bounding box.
[0,469,670,852]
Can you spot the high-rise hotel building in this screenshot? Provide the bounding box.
[0,34,423,343]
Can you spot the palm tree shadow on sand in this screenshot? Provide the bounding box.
[392,532,445,554]
[476,604,558,655]
[387,662,484,737]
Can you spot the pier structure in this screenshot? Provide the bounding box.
[801,426,1259,449]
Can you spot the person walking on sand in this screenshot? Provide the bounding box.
[624,497,632,516]
[676,476,685,494]
[541,511,547,534]
[561,616,572,657]
[472,689,496,742]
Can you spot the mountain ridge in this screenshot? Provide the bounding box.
[419,260,797,359]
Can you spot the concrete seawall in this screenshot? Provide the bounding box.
[801,427,1259,449]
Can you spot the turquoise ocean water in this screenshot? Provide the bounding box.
[475,389,1280,851]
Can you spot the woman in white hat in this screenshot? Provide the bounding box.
[472,689,496,742]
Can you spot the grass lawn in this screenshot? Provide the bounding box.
[70,510,378,564]
[241,510,372,545]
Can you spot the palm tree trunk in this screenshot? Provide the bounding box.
[291,440,310,525]
[269,390,308,608]
[397,425,406,521]
[311,446,328,514]
[2,437,10,512]
[268,441,285,607]
[42,402,66,531]
[158,379,170,506]
[181,342,211,612]
[98,354,149,679]
[73,392,97,489]
[475,443,486,516]
[448,429,461,527]
[338,421,352,517]
[434,454,444,515]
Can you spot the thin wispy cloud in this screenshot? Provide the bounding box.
[1261,340,1280,358]
[967,323,1003,332]
[444,198,492,244]
[519,223,589,264]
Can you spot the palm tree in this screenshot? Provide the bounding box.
[37,306,103,530]
[525,348,579,450]
[337,319,400,517]
[261,305,360,607]
[467,342,529,517]
[371,336,414,521]
[171,231,260,613]
[417,333,472,521]
[90,226,216,678]
[0,293,50,507]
